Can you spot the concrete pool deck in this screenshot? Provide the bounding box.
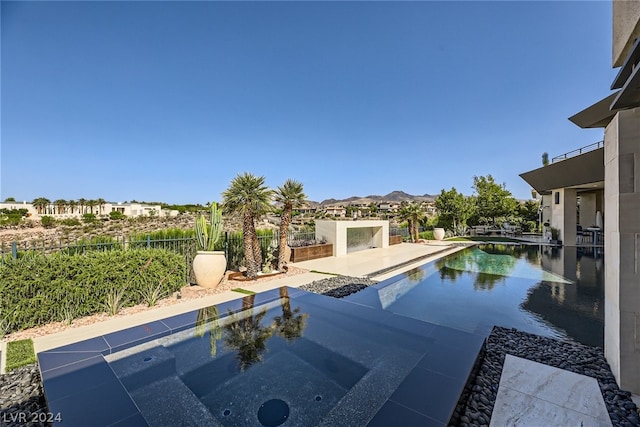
[25,241,636,425]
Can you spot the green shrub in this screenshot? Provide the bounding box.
[418,230,435,240]
[0,209,27,227]
[61,218,82,226]
[109,211,126,220]
[82,213,97,224]
[6,339,36,371]
[65,236,122,254]
[0,249,185,333]
[41,216,56,228]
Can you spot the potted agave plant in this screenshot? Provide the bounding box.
[192,202,226,288]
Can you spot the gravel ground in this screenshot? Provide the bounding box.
[0,364,50,427]
[299,275,377,298]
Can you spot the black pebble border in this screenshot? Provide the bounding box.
[299,275,377,298]
[0,364,51,427]
[453,326,640,427]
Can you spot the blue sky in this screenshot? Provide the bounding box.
[1,1,614,205]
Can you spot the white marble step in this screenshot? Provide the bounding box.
[490,355,612,427]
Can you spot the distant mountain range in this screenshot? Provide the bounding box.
[313,190,436,207]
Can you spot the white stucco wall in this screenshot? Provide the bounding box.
[315,220,389,256]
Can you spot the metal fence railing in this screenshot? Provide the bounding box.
[0,230,324,272]
[552,140,604,163]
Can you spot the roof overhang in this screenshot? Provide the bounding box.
[519,148,604,194]
[573,37,640,128]
[568,92,622,128]
[610,37,640,109]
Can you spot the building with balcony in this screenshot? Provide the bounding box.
[520,141,605,246]
[520,0,640,394]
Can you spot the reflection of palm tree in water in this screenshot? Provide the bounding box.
[274,287,309,342]
[473,273,506,291]
[223,295,276,371]
[195,305,222,357]
[403,267,426,284]
[438,247,518,290]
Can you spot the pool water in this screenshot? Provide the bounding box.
[106,297,371,426]
[37,243,603,425]
[39,287,486,426]
[349,244,604,347]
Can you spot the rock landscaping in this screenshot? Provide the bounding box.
[454,326,640,427]
[0,364,50,427]
[299,275,377,298]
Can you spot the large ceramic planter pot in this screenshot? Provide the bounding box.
[192,251,226,288]
[433,228,445,241]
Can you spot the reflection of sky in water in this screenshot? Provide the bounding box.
[380,245,603,347]
[445,248,572,284]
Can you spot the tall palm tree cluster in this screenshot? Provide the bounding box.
[31,197,107,215]
[398,201,425,243]
[222,173,306,280]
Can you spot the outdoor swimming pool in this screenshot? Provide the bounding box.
[37,243,604,425]
[348,244,604,347]
[38,287,484,426]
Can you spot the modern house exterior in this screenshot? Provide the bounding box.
[520,142,605,246]
[0,201,176,219]
[520,0,640,394]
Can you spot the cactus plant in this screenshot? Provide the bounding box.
[195,202,223,251]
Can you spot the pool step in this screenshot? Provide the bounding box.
[109,345,176,391]
[131,375,222,427]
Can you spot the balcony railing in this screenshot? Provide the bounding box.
[552,140,604,163]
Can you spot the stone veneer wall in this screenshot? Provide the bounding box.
[604,107,640,394]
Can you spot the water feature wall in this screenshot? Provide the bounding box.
[315,220,389,256]
[346,227,375,253]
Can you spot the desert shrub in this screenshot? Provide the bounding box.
[64,235,123,254]
[418,230,435,240]
[0,209,28,227]
[41,216,56,228]
[82,213,97,224]
[61,218,82,226]
[109,211,126,220]
[0,249,185,333]
[288,238,327,247]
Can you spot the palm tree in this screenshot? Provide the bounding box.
[68,200,77,214]
[32,197,50,215]
[222,173,273,279]
[274,179,306,271]
[53,199,67,215]
[96,198,106,215]
[78,198,86,214]
[86,199,97,215]
[398,201,425,243]
[369,202,379,218]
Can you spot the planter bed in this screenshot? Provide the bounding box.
[228,266,288,281]
[389,235,403,245]
[290,243,333,262]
